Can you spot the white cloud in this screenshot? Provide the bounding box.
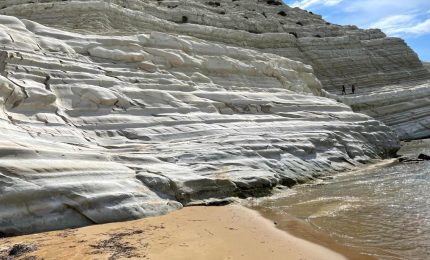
[404,19,430,34]
[291,0,343,9]
[370,14,430,36]
[370,14,415,32]
[283,0,430,60]
[344,0,429,14]
[286,0,430,37]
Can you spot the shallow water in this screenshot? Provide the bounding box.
[255,140,430,259]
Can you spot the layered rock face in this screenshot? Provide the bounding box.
[1,0,430,139]
[0,0,408,234]
[326,80,430,140]
[0,13,400,235]
[1,0,428,89]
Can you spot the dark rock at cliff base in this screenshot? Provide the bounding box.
[418,154,430,160]
[398,157,408,162]
[398,154,430,163]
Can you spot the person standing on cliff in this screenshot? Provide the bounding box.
[342,85,346,95]
[352,84,356,94]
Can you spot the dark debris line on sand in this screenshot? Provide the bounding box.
[0,243,37,260]
[89,229,147,260]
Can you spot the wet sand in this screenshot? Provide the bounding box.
[254,206,377,260]
[0,205,346,260]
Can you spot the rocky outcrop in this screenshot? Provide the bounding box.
[1,0,430,139]
[0,13,400,235]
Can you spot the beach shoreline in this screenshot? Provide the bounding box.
[253,205,376,260]
[0,205,347,260]
[244,160,399,260]
[1,160,399,260]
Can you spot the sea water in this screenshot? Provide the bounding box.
[254,140,430,259]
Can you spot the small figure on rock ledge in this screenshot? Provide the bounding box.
[340,84,356,95]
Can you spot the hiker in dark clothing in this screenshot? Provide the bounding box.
[341,85,346,95]
[351,84,356,94]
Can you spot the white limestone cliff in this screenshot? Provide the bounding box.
[0,13,400,235]
[1,0,429,139]
[0,0,427,85]
[325,80,430,140]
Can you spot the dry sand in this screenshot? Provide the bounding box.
[0,205,346,260]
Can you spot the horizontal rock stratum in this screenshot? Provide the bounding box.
[0,0,415,235]
[2,0,429,138]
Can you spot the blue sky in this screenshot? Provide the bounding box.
[283,0,430,61]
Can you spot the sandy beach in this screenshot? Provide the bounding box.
[0,205,346,260]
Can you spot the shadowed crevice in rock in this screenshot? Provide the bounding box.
[63,203,98,225]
